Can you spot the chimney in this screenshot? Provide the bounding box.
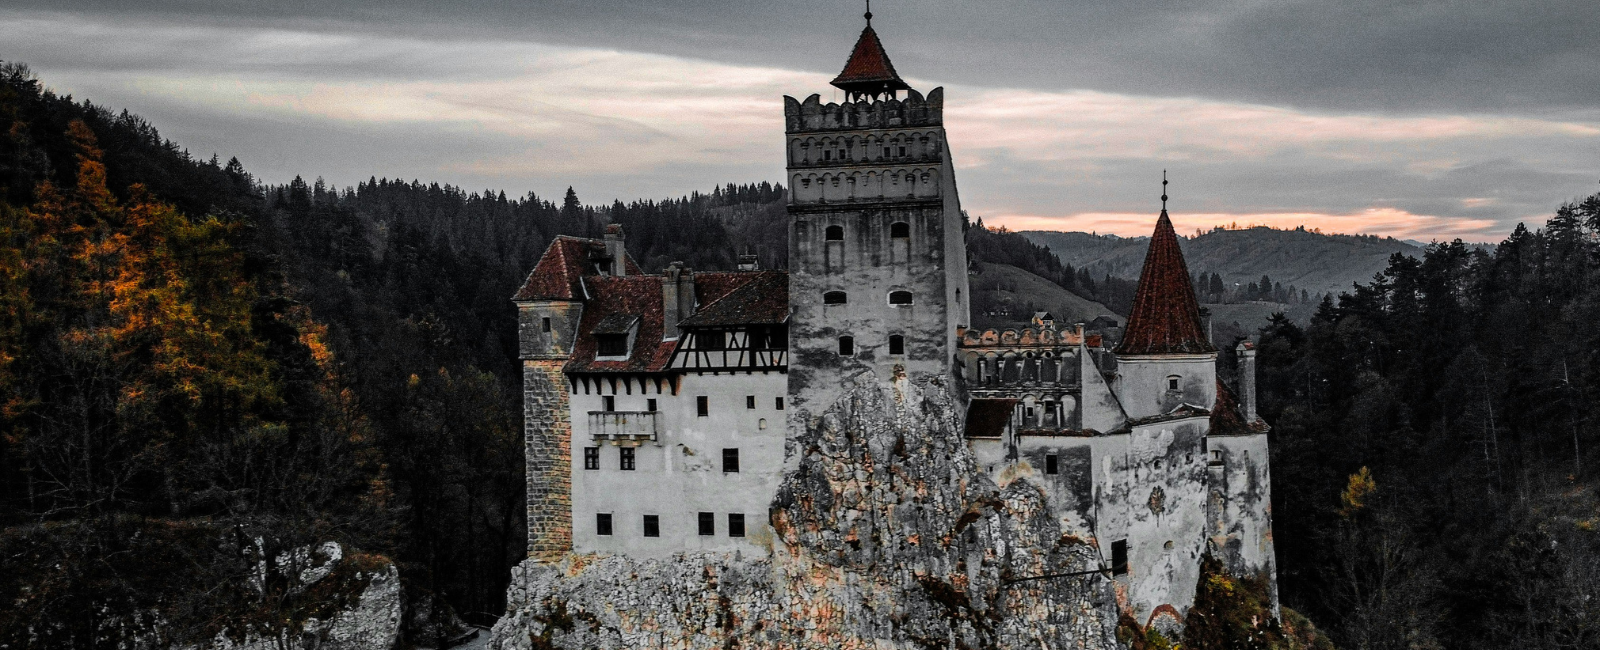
[661,261,695,339]
[1236,341,1258,423]
[603,224,626,276]
[737,254,760,271]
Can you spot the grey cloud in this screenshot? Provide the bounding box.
[12,0,1600,114]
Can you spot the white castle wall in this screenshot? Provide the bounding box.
[569,371,787,557]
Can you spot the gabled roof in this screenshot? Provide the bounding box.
[512,236,641,302]
[678,271,789,327]
[1116,211,1216,355]
[831,24,911,96]
[564,270,785,374]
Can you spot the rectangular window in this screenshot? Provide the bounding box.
[596,513,613,536]
[728,513,746,538]
[1045,454,1058,475]
[888,334,905,355]
[775,397,784,410]
[698,331,726,351]
[643,515,660,538]
[697,396,709,417]
[698,512,715,536]
[722,448,740,473]
[597,334,628,357]
[584,447,599,470]
[620,447,636,471]
[541,317,551,332]
[602,395,615,412]
[1111,540,1128,575]
[747,395,756,409]
[647,398,657,412]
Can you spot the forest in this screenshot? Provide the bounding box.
[2,59,1597,648]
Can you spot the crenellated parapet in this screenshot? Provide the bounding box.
[783,88,943,133]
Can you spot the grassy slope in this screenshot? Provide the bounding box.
[969,261,1118,330]
[1022,227,1425,297]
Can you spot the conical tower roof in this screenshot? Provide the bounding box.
[1116,209,1215,355]
[831,10,911,98]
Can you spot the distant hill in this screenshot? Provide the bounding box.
[1022,226,1428,298]
[968,262,1117,330]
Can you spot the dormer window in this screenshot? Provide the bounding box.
[596,334,628,357]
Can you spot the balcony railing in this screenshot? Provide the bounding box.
[587,410,660,443]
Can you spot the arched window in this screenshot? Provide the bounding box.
[838,336,855,356]
[888,335,905,355]
[823,291,847,305]
[889,291,914,305]
[825,225,844,241]
[890,222,910,238]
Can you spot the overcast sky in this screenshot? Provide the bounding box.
[5,1,1598,241]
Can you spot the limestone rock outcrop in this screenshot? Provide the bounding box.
[489,373,1121,649]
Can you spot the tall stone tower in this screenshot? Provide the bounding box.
[785,9,971,422]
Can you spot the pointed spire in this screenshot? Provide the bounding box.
[831,3,912,101]
[1116,176,1215,356]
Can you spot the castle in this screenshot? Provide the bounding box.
[513,11,1275,633]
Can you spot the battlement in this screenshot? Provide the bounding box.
[957,324,1104,349]
[784,88,944,133]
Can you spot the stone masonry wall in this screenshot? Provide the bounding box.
[524,360,573,560]
[489,371,1121,649]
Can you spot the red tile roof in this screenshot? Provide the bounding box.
[1210,379,1268,435]
[1116,211,1216,355]
[831,25,911,95]
[564,271,784,374]
[678,271,789,327]
[512,236,641,302]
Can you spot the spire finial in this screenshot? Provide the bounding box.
[1161,170,1169,210]
[865,0,873,24]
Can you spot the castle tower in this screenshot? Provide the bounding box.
[1112,182,1218,417]
[784,8,971,422]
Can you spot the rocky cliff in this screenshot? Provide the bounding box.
[489,372,1122,649]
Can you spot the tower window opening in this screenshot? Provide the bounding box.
[728,513,746,538]
[825,225,844,241]
[746,395,756,409]
[698,512,715,536]
[596,513,613,536]
[775,396,785,410]
[1045,454,1058,475]
[541,317,551,332]
[1167,375,1180,390]
[643,515,660,537]
[619,447,635,471]
[1111,540,1128,575]
[647,398,657,411]
[584,447,599,470]
[602,395,615,412]
[823,291,848,305]
[722,448,740,473]
[889,291,914,305]
[888,335,905,355]
[890,222,910,238]
[899,146,906,157]
[838,336,855,356]
[697,395,709,417]
[824,150,832,161]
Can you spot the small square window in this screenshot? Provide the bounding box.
[541,317,551,332]
[697,396,709,417]
[1167,376,1180,390]
[1111,539,1128,575]
[596,513,613,536]
[1045,454,1058,475]
[698,512,715,536]
[728,513,746,538]
[746,396,756,409]
[723,448,740,473]
[602,395,615,412]
[775,397,784,410]
[647,398,657,412]
[643,515,660,538]
[584,447,599,470]
[620,447,635,471]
